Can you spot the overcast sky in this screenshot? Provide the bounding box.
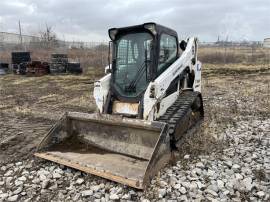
[0,0,269,42]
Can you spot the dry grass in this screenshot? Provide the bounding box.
[199,46,270,65]
[1,45,269,74]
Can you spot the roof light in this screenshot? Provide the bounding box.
[144,23,156,35]
[109,28,118,40]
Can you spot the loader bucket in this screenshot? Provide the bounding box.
[35,112,171,189]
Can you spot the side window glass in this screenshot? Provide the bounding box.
[158,34,177,74]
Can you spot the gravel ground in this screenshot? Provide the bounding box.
[0,66,269,201]
[0,117,269,202]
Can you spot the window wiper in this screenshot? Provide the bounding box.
[125,59,149,93]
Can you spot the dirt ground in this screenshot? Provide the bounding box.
[0,63,269,201]
[0,64,269,163]
[0,68,103,163]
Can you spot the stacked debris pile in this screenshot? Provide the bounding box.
[26,61,50,76]
[3,52,83,76]
[67,62,82,74]
[0,63,9,75]
[11,52,31,75]
[50,54,68,74]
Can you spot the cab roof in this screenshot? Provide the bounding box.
[108,22,178,40]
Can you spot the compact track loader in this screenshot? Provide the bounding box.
[35,23,204,189]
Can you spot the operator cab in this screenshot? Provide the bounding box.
[106,22,179,116]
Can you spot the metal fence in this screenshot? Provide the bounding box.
[0,32,40,44]
[1,32,269,70]
[0,32,109,68]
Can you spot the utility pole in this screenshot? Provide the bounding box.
[18,20,23,49]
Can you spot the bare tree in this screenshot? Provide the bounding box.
[39,24,58,48]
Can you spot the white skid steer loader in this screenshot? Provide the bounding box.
[35,22,204,189]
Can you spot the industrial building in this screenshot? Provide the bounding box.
[263,38,270,48]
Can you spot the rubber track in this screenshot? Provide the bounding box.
[157,90,201,138]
